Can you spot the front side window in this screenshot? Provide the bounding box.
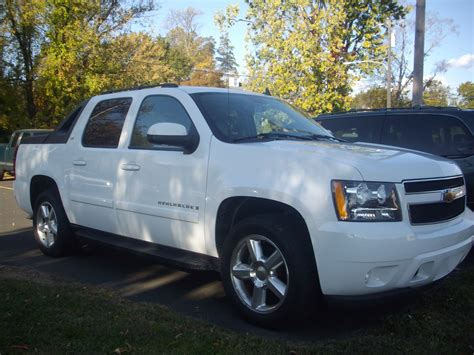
[191,93,331,142]
[130,95,194,149]
[82,98,132,148]
[381,114,474,157]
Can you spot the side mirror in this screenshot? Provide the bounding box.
[146,122,199,154]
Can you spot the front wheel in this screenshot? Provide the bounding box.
[221,214,320,326]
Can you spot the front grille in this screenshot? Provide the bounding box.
[404,177,464,194]
[404,176,466,224]
[409,197,466,224]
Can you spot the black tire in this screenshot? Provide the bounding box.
[0,170,5,181]
[33,189,77,257]
[221,214,321,327]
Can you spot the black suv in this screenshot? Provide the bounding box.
[316,107,474,209]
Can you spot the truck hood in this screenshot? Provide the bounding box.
[262,140,462,182]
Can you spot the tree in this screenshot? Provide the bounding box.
[1,0,45,124]
[423,79,449,106]
[351,86,409,109]
[365,6,458,107]
[34,0,156,125]
[457,82,474,108]
[166,7,224,87]
[218,1,406,115]
[1,0,157,127]
[216,33,238,74]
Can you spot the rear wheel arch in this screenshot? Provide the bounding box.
[30,175,61,210]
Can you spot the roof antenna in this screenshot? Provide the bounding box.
[263,87,272,96]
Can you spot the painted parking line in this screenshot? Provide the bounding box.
[0,186,13,191]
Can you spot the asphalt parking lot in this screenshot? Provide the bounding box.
[1,179,472,340]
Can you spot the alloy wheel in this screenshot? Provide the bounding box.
[230,234,289,314]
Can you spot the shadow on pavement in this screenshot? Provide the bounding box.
[0,227,472,340]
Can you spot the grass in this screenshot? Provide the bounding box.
[0,259,473,354]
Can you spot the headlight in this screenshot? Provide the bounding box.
[332,180,402,222]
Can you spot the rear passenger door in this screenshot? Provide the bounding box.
[67,97,132,235]
[318,115,384,143]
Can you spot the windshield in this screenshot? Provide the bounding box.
[191,92,332,142]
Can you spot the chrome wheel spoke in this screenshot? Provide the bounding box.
[36,202,57,248]
[37,222,47,233]
[246,239,263,262]
[48,207,54,220]
[265,250,284,270]
[267,277,287,300]
[44,232,51,247]
[48,233,55,246]
[232,263,252,280]
[40,205,49,220]
[50,221,58,235]
[251,286,266,310]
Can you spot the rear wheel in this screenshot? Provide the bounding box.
[33,190,77,257]
[221,214,320,326]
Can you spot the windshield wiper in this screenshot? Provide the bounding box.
[232,132,314,143]
[443,153,474,159]
[232,131,345,143]
[303,134,346,142]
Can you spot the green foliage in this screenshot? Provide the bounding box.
[35,0,165,126]
[351,86,410,109]
[1,0,46,123]
[166,7,224,87]
[423,79,450,107]
[226,0,406,115]
[1,1,208,130]
[457,82,474,108]
[216,33,238,74]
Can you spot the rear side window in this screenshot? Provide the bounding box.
[381,114,474,156]
[57,103,87,133]
[130,95,193,149]
[82,98,132,148]
[318,115,383,143]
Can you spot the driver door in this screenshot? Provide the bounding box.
[115,94,209,254]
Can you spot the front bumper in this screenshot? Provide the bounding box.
[310,214,473,296]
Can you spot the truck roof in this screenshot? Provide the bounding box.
[98,84,264,98]
[14,129,53,133]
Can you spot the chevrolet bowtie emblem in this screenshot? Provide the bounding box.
[442,186,465,203]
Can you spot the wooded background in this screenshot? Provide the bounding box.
[1,0,472,142]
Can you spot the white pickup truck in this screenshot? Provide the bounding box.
[14,85,473,325]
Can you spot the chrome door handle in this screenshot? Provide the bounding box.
[73,160,87,166]
[121,163,140,171]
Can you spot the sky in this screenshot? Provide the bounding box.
[139,0,473,95]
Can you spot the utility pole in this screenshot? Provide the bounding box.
[386,20,392,109]
[412,0,426,106]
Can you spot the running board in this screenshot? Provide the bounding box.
[72,225,220,272]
